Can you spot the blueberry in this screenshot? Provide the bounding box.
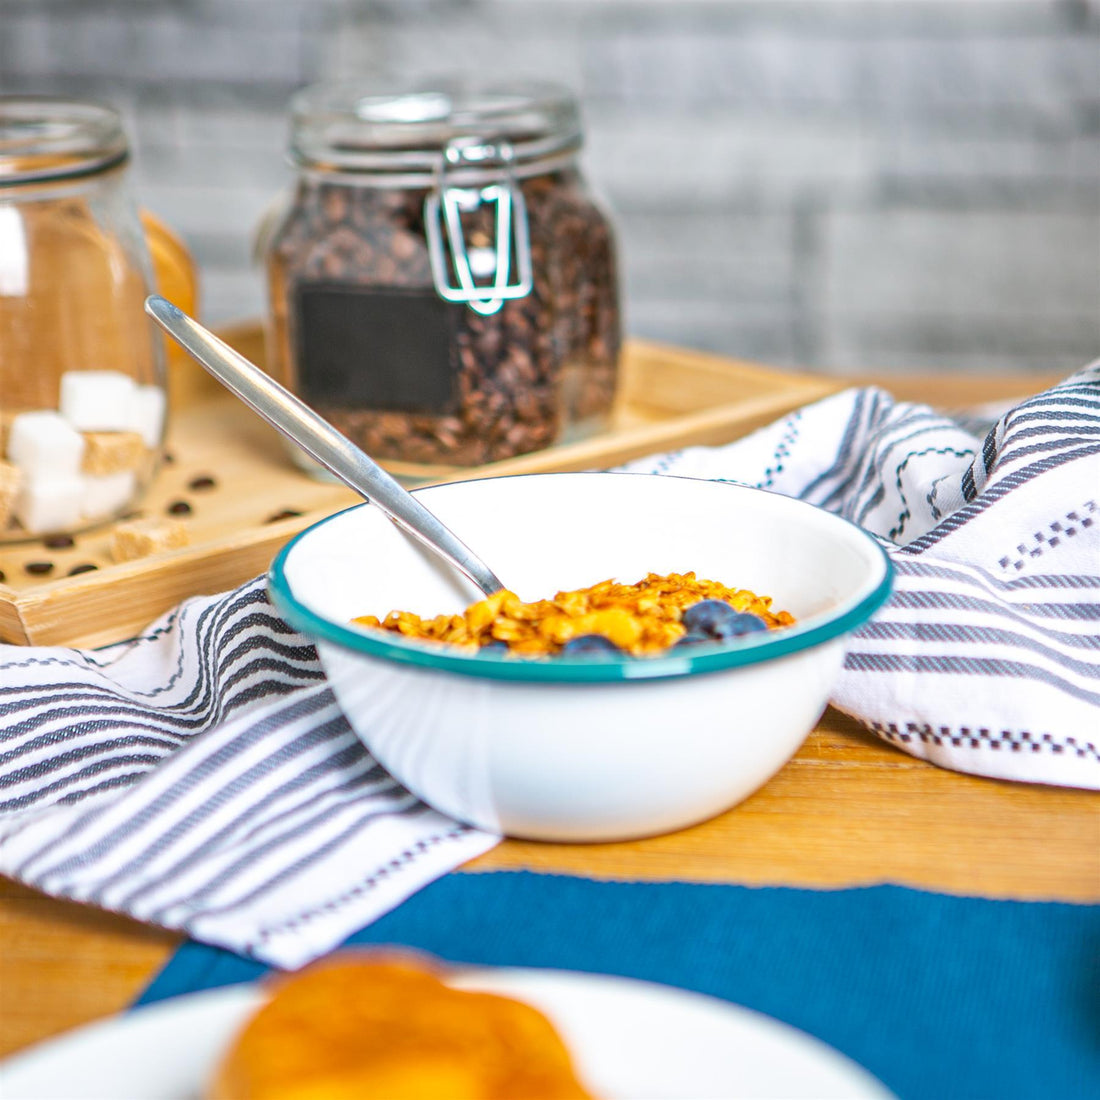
[726,612,768,636]
[562,634,623,656]
[682,599,739,638]
[683,600,768,639]
[673,631,710,649]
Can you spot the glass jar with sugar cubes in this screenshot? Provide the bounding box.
[0,97,168,543]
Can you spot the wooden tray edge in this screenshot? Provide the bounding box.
[2,334,841,648]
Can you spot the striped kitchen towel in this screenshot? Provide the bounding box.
[0,361,1095,969]
[0,586,497,967]
[624,358,1100,789]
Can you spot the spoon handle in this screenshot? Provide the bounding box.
[145,295,506,597]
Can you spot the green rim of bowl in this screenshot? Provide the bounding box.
[267,489,895,684]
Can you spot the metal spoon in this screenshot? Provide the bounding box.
[144,295,506,597]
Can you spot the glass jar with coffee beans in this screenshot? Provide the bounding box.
[263,79,621,478]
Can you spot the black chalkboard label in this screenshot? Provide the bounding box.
[294,284,458,414]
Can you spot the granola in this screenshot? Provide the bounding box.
[352,572,795,657]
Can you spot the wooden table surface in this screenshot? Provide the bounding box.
[1,367,1096,1062]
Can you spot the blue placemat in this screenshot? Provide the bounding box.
[137,871,1099,1100]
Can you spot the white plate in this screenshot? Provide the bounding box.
[0,968,892,1100]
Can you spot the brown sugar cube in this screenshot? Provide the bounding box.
[110,517,189,563]
[0,413,14,459]
[81,431,147,475]
[0,461,24,529]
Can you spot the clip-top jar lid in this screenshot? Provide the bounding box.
[0,97,129,187]
[289,78,583,177]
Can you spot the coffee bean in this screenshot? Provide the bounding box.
[68,563,99,576]
[25,561,54,576]
[266,162,620,468]
[265,509,303,523]
[167,500,193,515]
[188,475,216,491]
[43,534,75,550]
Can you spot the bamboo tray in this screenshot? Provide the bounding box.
[0,325,838,648]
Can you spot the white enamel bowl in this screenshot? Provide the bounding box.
[269,472,892,842]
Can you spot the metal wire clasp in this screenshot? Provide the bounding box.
[424,138,533,316]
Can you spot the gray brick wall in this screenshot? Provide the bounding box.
[2,0,1097,375]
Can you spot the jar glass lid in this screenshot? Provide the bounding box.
[290,78,583,175]
[0,97,129,186]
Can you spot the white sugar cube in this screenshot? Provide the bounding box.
[130,385,166,448]
[60,371,138,432]
[81,470,137,521]
[14,474,84,533]
[7,411,86,477]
